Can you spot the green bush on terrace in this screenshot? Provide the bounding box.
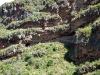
[76,24,93,37]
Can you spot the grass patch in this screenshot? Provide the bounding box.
[0,42,76,75]
[76,25,92,37]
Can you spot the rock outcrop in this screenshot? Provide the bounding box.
[0,0,100,64]
[71,18,100,64]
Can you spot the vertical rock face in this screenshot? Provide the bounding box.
[71,24,100,64]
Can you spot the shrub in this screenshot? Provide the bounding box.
[27,58,34,66]
[24,54,33,62]
[47,60,53,67]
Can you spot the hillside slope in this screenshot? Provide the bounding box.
[0,0,100,75]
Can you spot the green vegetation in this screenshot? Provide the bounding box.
[0,0,100,75]
[0,24,70,40]
[0,44,24,59]
[91,0,100,5]
[76,17,100,38]
[50,24,70,33]
[0,42,100,75]
[74,3,100,20]
[86,70,100,75]
[76,24,92,37]
[7,13,60,29]
[0,42,76,75]
[93,17,100,27]
[74,59,100,75]
[0,28,37,39]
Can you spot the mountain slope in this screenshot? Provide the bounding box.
[0,0,100,75]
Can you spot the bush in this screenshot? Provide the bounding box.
[47,60,53,67]
[24,54,33,62]
[27,58,34,66]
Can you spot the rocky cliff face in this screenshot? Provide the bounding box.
[71,18,100,64]
[0,0,100,64]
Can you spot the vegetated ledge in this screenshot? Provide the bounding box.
[6,13,62,30]
[0,0,68,26]
[0,24,70,49]
[74,59,100,75]
[70,3,100,33]
[0,41,66,61]
[0,0,58,25]
[0,44,24,60]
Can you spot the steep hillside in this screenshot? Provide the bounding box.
[0,0,100,75]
